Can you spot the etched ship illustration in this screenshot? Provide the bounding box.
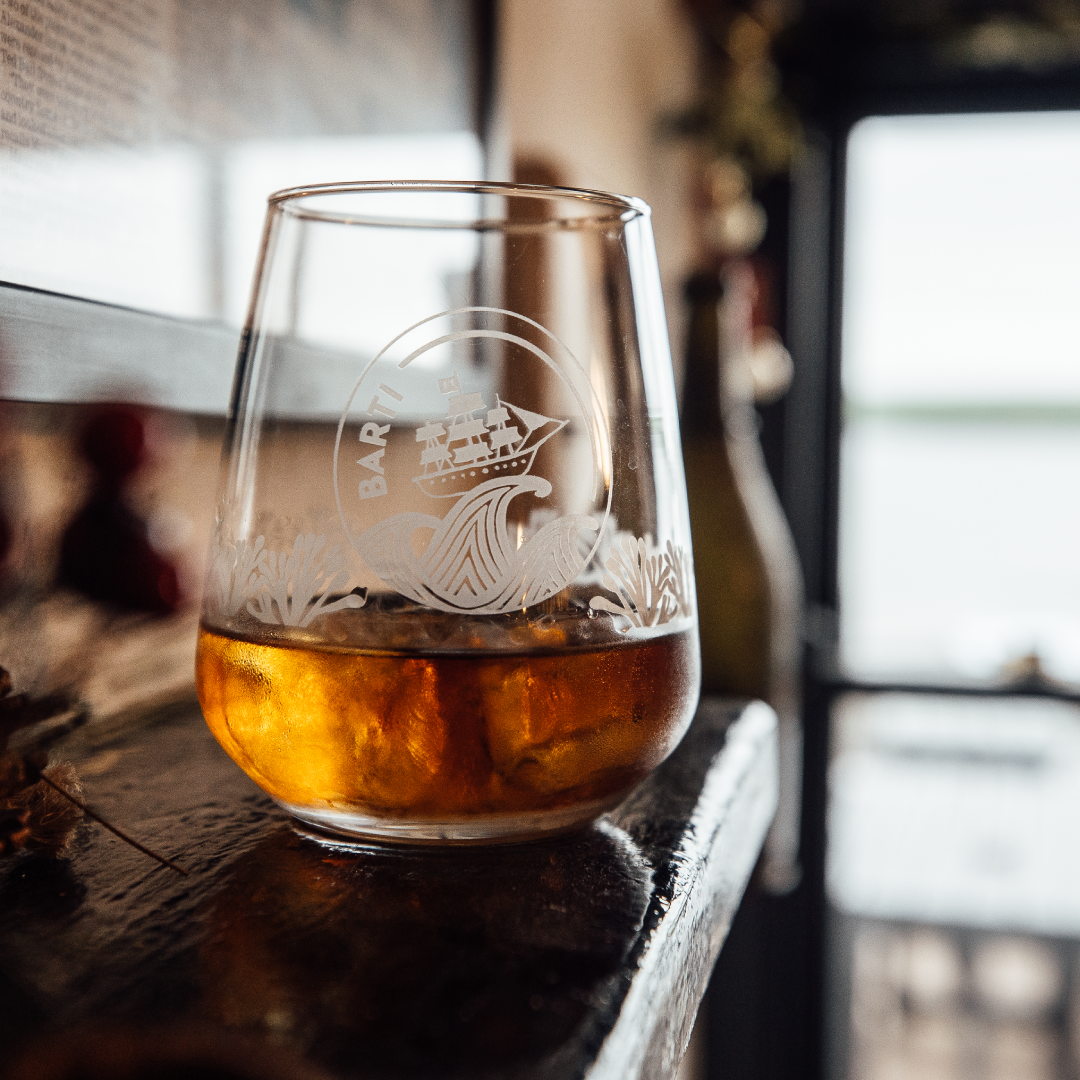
[413,373,567,498]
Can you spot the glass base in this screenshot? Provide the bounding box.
[277,794,625,847]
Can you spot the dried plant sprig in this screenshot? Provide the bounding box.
[0,665,188,874]
[33,766,188,876]
[6,762,82,851]
[0,671,87,858]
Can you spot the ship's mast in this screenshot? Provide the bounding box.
[485,396,520,459]
[444,388,490,465]
[416,420,452,473]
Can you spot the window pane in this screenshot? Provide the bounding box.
[828,693,1080,1080]
[830,693,1080,932]
[841,420,1080,680]
[843,112,1080,408]
[840,113,1080,681]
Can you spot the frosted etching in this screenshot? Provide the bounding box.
[589,536,693,630]
[336,308,613,615]
[248,534,366,627]
[353,373,598,614]
[210,534,268,616]
[210,533,364,627]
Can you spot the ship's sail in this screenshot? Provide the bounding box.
[505,402,554,434]
[420,445,452,467]
[416,420,452,469]
[449,416,488,441]
[416,421,446,441]
[412,376,567,497]
[448,390,484,411]
[487,425,519,451]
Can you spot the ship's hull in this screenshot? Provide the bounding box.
[413,449,537,498]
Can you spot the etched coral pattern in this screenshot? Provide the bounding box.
[665,540,693,622]
[247,533,366,628]
[211,534,268,616]
[589,535,693,630]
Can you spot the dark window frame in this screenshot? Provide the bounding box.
[741,33,1080,1080]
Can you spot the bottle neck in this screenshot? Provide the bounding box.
[680,271,726,438]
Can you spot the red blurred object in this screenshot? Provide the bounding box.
[748,255,777,333]
[58,405,181,614]
[78,406,147,482]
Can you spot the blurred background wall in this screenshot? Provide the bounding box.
[501,0,700,369]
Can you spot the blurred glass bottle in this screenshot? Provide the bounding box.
[681,262,803,893]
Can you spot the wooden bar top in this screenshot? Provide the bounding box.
[0,696,776,1080]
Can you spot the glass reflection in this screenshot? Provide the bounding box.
[198,823,651,1077]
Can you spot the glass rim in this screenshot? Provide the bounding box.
[267,180,651,230]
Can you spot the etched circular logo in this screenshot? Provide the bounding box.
[333,307,611,614]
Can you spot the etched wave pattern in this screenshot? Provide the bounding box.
[357,475,598,614]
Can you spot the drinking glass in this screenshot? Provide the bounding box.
[196,181,700,844]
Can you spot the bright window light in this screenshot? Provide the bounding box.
[840,113,1080,682]
[844,112,1080,407]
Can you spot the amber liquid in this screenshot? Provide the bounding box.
[196,626,699,832]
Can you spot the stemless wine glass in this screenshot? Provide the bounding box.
[196,181,700,844]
